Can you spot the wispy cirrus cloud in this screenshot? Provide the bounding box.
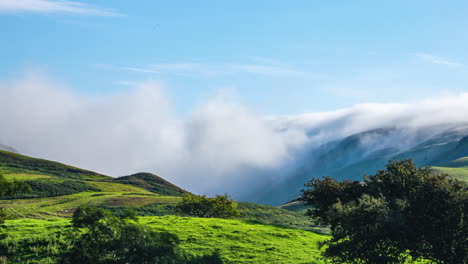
[414,53,463,67]
[0,0,122,16]
[102,60,319,79]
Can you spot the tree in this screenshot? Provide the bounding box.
[300,159,468,264]
[62,205,223,264]
[0,174,31,224]
[174,194,240,219]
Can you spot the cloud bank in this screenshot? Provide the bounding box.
[1,72,468,198]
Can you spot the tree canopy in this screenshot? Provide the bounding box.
[62,205,223,264]
[175,193,240,219]
[300,159,468,264]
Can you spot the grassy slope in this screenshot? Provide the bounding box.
[113,172,188,196]
[0,150,110,181]
[432,156,468,182]
[1,216,328,264]
[432,166,468,182]
[0,150,317,230]
[0,151,328,264]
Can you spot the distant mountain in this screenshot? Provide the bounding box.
[0,144,19,154]
[250,124,468,205]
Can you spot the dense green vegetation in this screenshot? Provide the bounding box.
[175,194,240,219]
[301,160,468,264]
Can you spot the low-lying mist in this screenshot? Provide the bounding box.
[1,72,468,199]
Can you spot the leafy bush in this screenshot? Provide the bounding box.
[175,194,240,219]
[62,205,223,264]
[12,180,98,198]
[301,159,468,264]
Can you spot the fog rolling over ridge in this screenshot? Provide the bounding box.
[1,72,468,202]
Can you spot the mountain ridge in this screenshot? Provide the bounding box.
[249,124,468,205]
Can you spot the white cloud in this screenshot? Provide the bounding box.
[2,72,468,199]
[0,0,122,16]
[0,72,298,197]
[414,53,463,67]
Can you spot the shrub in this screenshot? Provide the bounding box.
[175,194,240,219]
[63,205,223,264]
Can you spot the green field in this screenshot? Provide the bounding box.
[1,216,328,264]
[432,166,468,182]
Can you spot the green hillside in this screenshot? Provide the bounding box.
[0,149,332,263]
[0,150,111,181]
[0,149,449,263]
[114,172,188,196]
[0,150,317,229]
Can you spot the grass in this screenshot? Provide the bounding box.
[431,166,468,182]
[0,150,111,181]
[142,216,328,264]
[0,192,181,219]
[83,181,153,194]
[0,191,326,232]
[2,173,52,181]
[0,216,329,264]
[237,202,327,233]
[113,172,188,196]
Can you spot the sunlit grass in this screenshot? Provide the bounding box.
[0,192,181,219]
[2,173,53,181]
[83,181,153,193]
[432,166,468,182]
[2,216,329,264]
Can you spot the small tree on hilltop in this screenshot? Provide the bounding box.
[300,159,468,264]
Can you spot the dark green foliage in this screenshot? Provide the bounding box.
[0,175,31,198]
[301,159,468,264]
[0,174,30,224]
[175,194,240,219]
[0,208,6,226]
[63,205,223,264]
[114,172,188,196]
[11,180,99,198]
[301,176,364,225]
[71,205,114,228]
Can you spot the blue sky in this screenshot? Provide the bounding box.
[2,0,468,116]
